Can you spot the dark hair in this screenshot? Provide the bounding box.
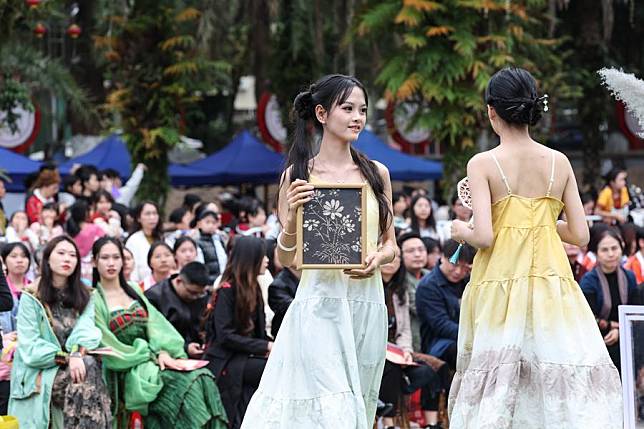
[169,207,189,225]
[397,231,423,248]
[240,197,264,219]
[146,241,173,270]
[179,261,209,287]
[443,239,476,264]
[91,236,147,311]
[421,237,441,254]
[173,235,198,257]
[183,194,202,212]
[485,67,546,126]
[130,200,163,240]
[587,223,611,254]
[580,192,596,206]
[1,242,32,272]
[588,227,624,255]
[101,168,120,180]
[218,236,266,335]
[409,195,436,232]
[285,74,391,236]
[605,168,627,187]
[383,257,408,304]
[38,235,89,313]
[66,200,90,237]
[265,238,278,276]
[92,189,114,207]
[75,165,99,191]
[62,175,81,193]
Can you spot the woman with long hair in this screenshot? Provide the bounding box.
[407,195,438,239]
[67,200,106,281]
[91,236,227,429]
[596,168,630,225]
[125,201,164,282]
[9,235,111,428]
[173,235,199,271]
[241,74,397,428]
[448,67,622,427]
[204,236,272,428]
[25,169,61,224]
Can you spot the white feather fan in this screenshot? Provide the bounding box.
[598,68,644,137]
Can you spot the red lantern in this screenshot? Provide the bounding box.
[34,22,46,38]
[66,24,81,39]
[26,0,41,8]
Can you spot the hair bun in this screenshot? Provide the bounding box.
[293,91,314,120]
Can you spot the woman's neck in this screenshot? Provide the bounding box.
[52,273,67,289]
[381,273,393,284]
[100,277,120,291]
[316,134,353,166]
[418,218,427,228]
[142,227,153,237]
[8,273,25,288]
[497,126,532,146]
[152,270,169,283]
[600,264,618,275]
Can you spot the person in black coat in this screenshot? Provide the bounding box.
[193,206,228,284]
[204,236,273,429]
[267,267,300,338]
[144,261,210,357]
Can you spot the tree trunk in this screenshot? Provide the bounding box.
[252,0,270,101]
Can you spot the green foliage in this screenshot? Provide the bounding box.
[99,0,232,204]
[358,0,576,198]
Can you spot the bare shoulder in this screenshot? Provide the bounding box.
[551,148,573,174]
[467,151,493,173]
[279,166,293,188]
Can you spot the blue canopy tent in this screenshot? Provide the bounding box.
[0,148,42,192]
[169,130,285,186]
[352,130,443,181]
[59,134,132,180]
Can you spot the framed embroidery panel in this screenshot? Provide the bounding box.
[618,305,644,428]
[296,183,367,269]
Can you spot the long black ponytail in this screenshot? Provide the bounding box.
[284,74,392,235]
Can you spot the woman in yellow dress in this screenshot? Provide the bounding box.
[449,67,622,428]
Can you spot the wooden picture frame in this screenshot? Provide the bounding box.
[619,305,644,428]
[295,183,367,269]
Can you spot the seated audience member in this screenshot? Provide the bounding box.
[392,191,410,231]
[204,236,272,429]
[25,169,61,224]
[379,253,447,429]
[76,165,101,199]
[183,193,203,217]
[416,240,476,370]
[9,236,111,428]
[406,195,439,240]
[91,237,227,428]
[625,226,644,284]
[564,241,588,282]
[596,168,629,225]
[0,176,6,235]
[267,265,301,338]
[30,202,64,246]
[125,201,164,282]
[194,206,228,285]
[58,174,82,209]
[5,210,39,253]
[173,235,200,271]
[90,190,123,238]
[141,241,176,291]
[0,243,30,414]
[399,232,430,351]
[234,198,270,238]
[422,237,442,271]
[145,261,210,358]
[580,228,639,372]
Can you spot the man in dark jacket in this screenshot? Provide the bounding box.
[267,267,301,338]
[193,208,227,284]
[145,261,210,357]
[416,240,475,370]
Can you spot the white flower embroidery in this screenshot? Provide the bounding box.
[303,219,320,231]
[323,199,344,219]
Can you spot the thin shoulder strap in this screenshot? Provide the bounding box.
[546,150,556,197]
[490,152,512,195]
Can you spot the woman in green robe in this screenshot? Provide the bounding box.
[91,237,228,429]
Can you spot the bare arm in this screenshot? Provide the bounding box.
[453,154,494,249]
[276,169,314,267]
[557,157,590,247]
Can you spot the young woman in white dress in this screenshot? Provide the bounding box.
[241,74,398,428]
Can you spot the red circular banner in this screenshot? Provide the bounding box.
[385,101,432,155]
[0,103,41,153]
[257,91,287,152]
[616,101,644,150]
